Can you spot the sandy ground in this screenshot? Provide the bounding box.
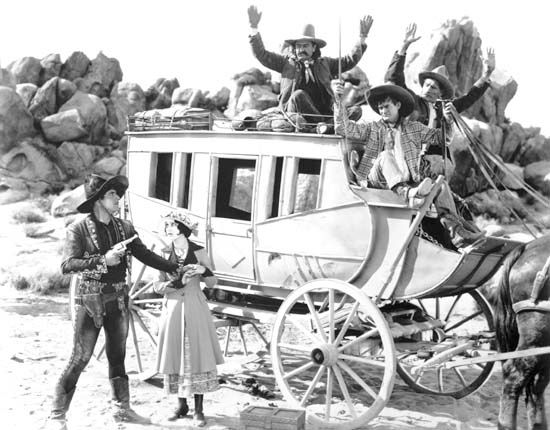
[1,201,548,430]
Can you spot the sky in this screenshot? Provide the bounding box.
[2,0,549,134]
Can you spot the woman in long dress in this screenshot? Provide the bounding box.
[154,211,223,426]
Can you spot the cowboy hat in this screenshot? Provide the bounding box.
[76,174,129,213]
[418,65,454,99]
[285,24,326,48]
[366,84,415,117]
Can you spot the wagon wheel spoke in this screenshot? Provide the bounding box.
[130,307,157,348]
[325,366,333,420]
[333,301,360,346]
[444,310,483,332]
[435,297,441,320]
[337,360,377,400]
[339,353,386,368]
[128,312,143,373]
[129,281,154,300]
[413,368,426,384]
[453,367,468,387]
[437,368,444,392]
[333,364,358,419]
[133,298,163,305]
[328,288,335,343]
[129,243,155,296]
[277,342,312,353]
[132,305,159,321]
[284,361,317,380]
[300,365,326,407]
[96,342,106,360]
[338,327,379,352]
[303,293,328,343]
[444,294,463,321]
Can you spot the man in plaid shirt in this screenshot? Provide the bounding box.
[332,81,484,248]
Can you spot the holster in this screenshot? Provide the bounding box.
[75,280,128,328]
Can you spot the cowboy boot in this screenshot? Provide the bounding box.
[109,376,151,424]
[167,397,189,421]
[440,213,484,248]
[393,178,433,207]
[43,386,75,430]
[193,394,206,427]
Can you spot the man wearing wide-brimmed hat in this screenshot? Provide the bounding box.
[384,23,495,179]
[45,174,180,429]
[385,23,495,129]
[247,5,372,127]
[332,80,484,248]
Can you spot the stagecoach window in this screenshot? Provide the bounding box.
[294,158,321,213]
[215,158,256,221]
[152,152,173,202]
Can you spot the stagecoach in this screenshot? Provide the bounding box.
[75,110,530,429]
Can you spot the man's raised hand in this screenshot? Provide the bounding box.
[248,5,262,28]
[359,15,373,39]
[483,47,496,77]
[400,23,421,54]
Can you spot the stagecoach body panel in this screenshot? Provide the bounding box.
[125,129,516,300]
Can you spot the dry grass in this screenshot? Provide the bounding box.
[7,269,71,294]
[11,205,47,224]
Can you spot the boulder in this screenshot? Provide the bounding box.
[57,78,77,106]
[57,141,104,179]
[58,91,108,145]
[92,156,125,177]
[524,160,550,196]
[60,51,90,81]
[8,56,42,85]
[172,87,204,106]
[465,189,527,222]
[80,52,123,98]
[0,68,16,89]
[517,134,550,166]
[449,117,503,195]
[29,77,59,123]
[41,109,87,143]
[145,77,180,110]
[403,18,516,124]
[0,177,30,205]
[16,83,38,107]
[50,185,86,216]
[500,122,529,162]
[0,138,66,190]
[0,86,36,154]
[207,86,231,110]
[232,84,278,116]
[109,82,145,134]
[39,53,62,86]
[499,163,524,190]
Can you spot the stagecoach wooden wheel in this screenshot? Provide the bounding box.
[396,290,495,398]
[69,228,169,378]
[271,279,396,429]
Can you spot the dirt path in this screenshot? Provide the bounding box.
[2,289,547,430]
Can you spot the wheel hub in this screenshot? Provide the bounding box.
[310,344,339,366]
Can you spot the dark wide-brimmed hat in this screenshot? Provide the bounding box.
[366,84,415,117]
[76,174,129,213]
[418,65,454,99]
[285,24,326,48]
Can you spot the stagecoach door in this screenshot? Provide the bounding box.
[208,156,257,281]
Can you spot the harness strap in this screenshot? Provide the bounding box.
[512,253,550,314]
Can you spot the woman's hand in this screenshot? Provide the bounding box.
[181,264,206,278]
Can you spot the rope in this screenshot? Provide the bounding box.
[449,106,549,237]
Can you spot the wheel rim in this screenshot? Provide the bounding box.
[271,279,396,429]
[396,290,495,398]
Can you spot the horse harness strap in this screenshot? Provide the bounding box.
[512,254,550,314]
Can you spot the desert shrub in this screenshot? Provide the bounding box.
[11,206,47,224]
[28,271,71,294]
[10,274,30,290]
[32,196,54,213]
[23,224,54,238]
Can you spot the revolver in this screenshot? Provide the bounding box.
[111,234,138,255]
